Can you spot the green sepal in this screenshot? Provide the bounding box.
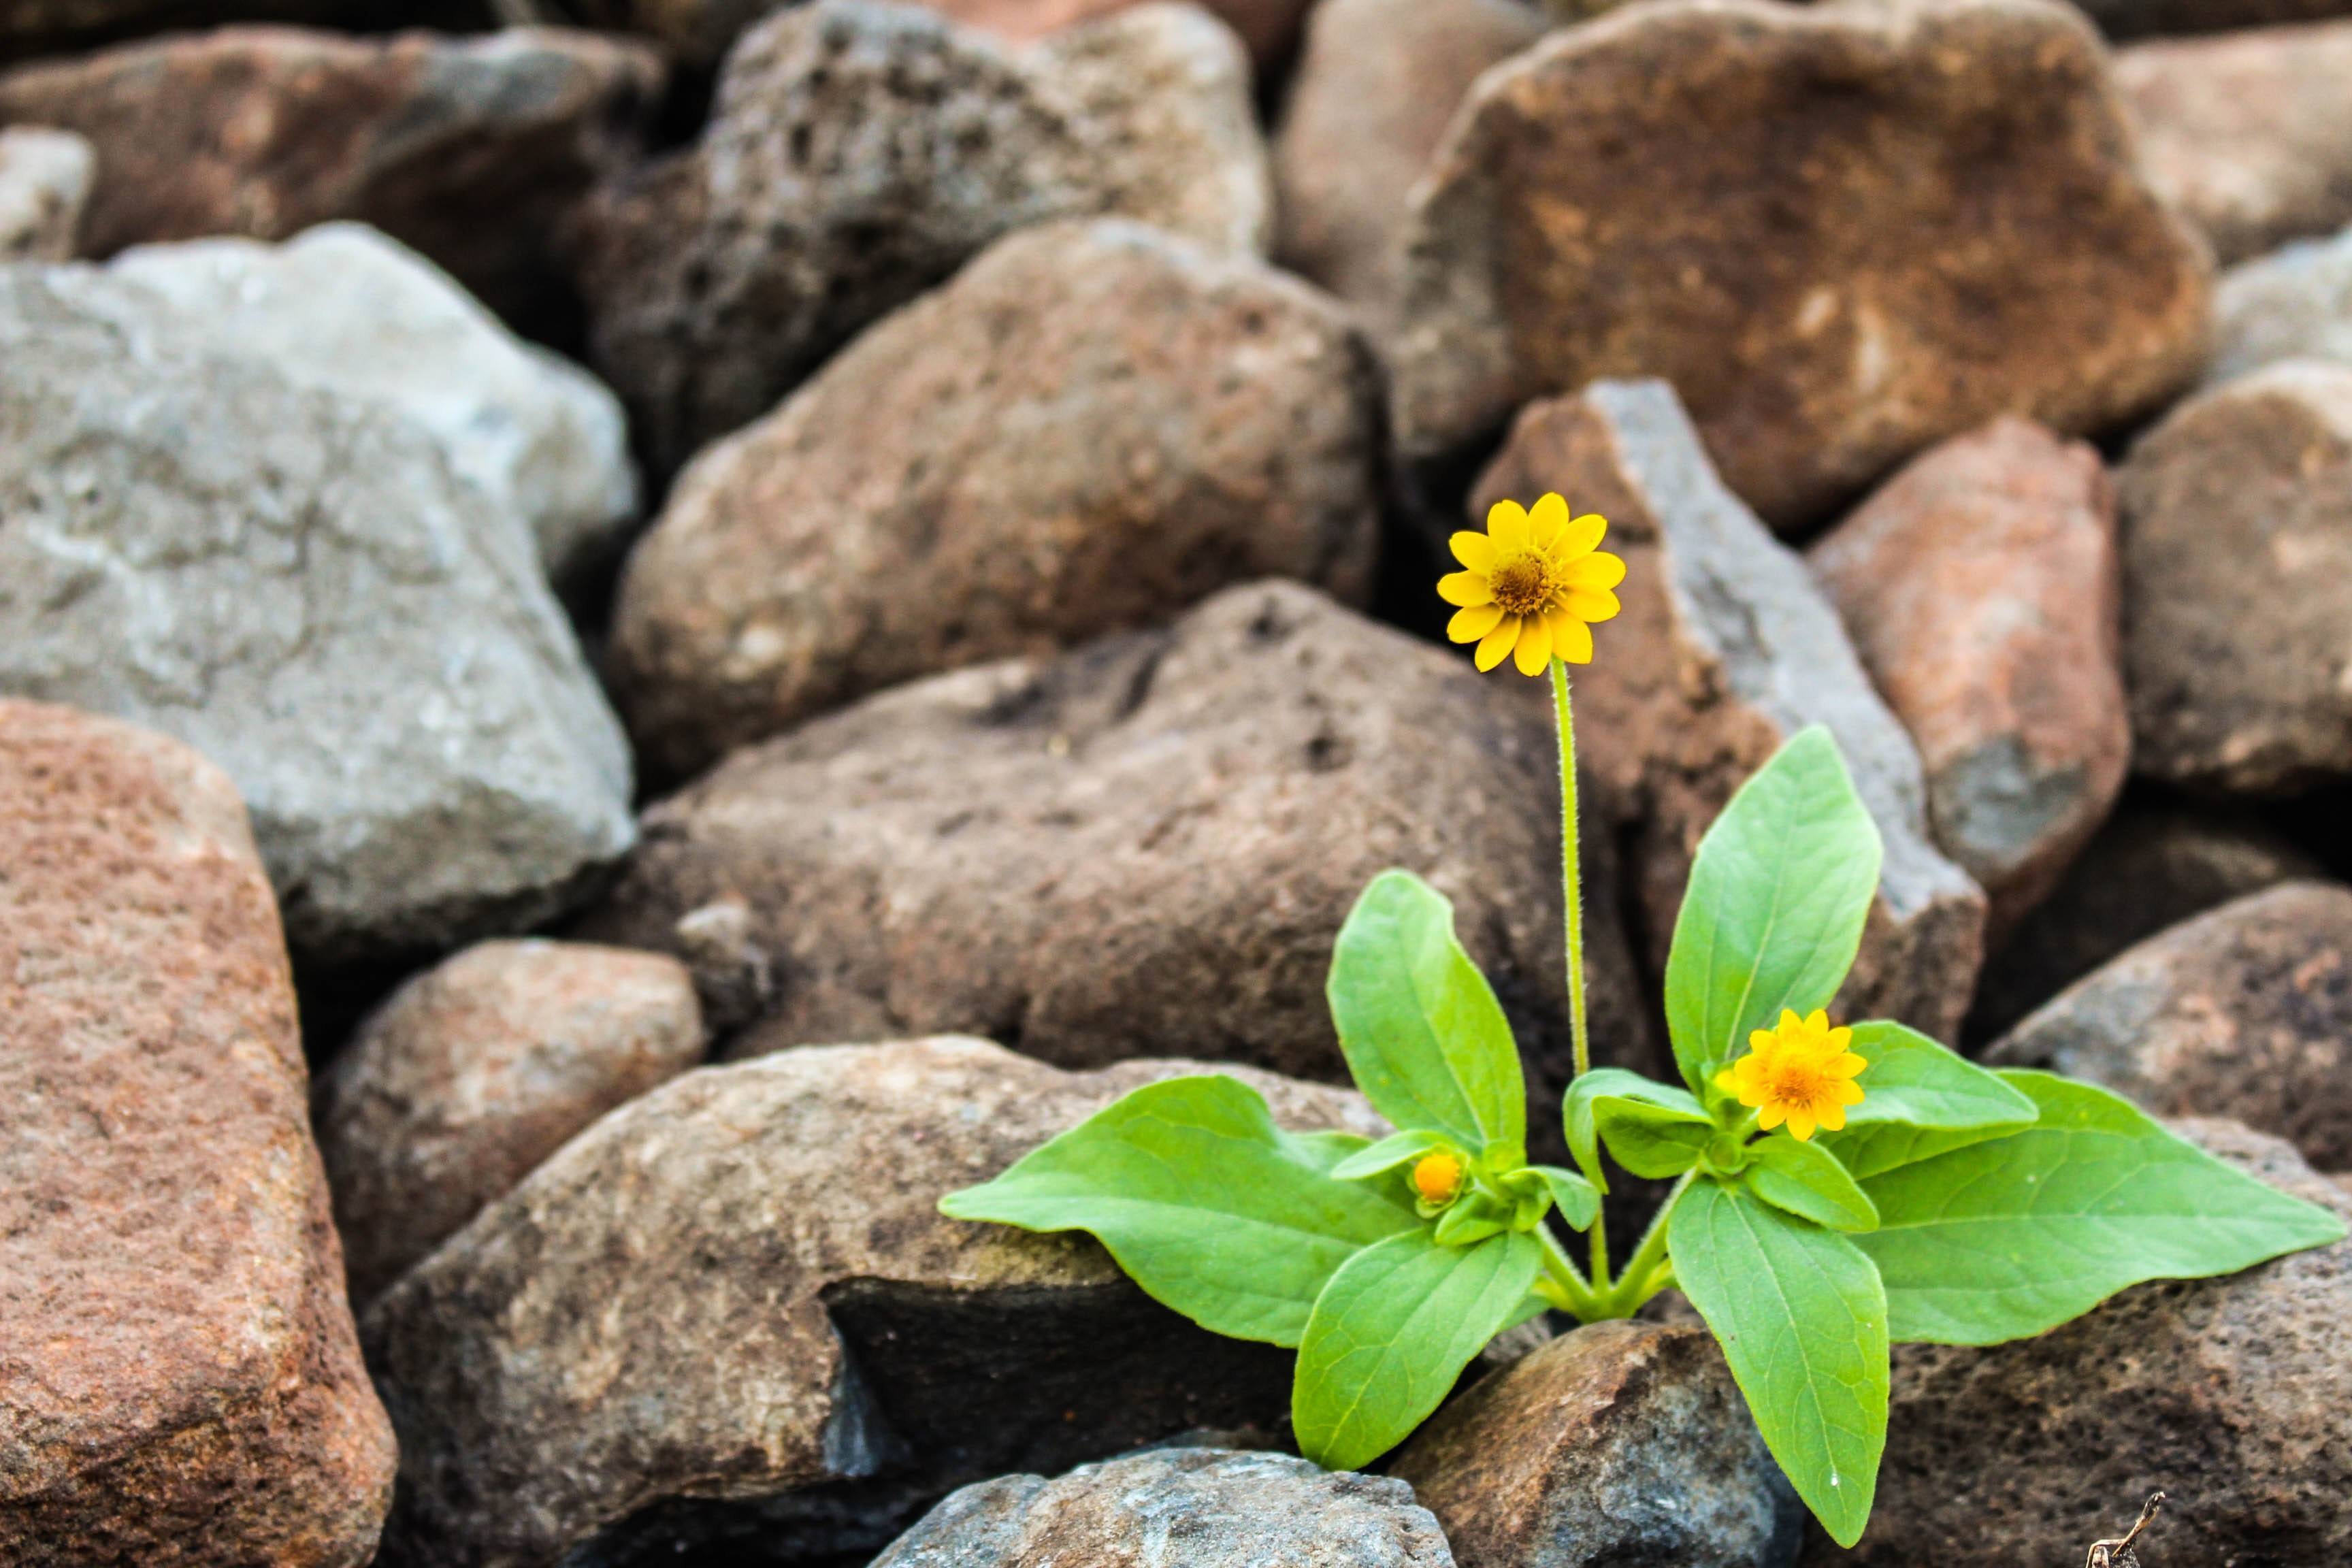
[1813,1022,2038,1180]
[1744,1135,1878,1232]
[1564,1069,1713,1191]
[1526,1164,1600,1231]
[1433,1193,1511,1247]
[1328,1128,1455,1183]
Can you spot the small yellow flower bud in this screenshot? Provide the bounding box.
[1411,1152,1463,1205]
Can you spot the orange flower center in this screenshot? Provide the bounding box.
[1487,553,1553,617]
[1761,1056,1840,1113]
[1411,1152,1463,1205]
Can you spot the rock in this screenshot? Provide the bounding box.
[2117,20,2352,267]
[0,0,436,66]
[1818,1118,2352,1565]
[576,0,1269,476]
[0,265,634,964]
[0,25,662,333]
[1388,1320,1801,1568]
[2208,223,2352,386]
[1387,0,2210,530]
[0,699,395,1564]
[576,581,1655,1131]
[102,223,638,589]
[314,938,706,1307]
[874,1448,1454,1567]
[0,123,89,259]
[1473,380,1987,1044]
[608,218,1379,779]
[2116,359,2352,795]
[1986,883,2352,1172]
[1271,0,1546,320]
[365,1036,1386,1566]
[1808,419,2127,942]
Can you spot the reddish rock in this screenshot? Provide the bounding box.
[0,700,394,1563]
[1809,419,2128,941]
[315,938,706,1307]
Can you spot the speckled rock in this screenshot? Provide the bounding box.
[608,218,1378,779]
[1388,0,2210,529]
[0,700,395,1565]
[2208,222,2352,386]
[1473,380,1987,1043]
[1390,1321,1801,1568]
[314,938,706,1307]
[0,123,89,259]
[365,1037,1386,1567]
[2117,359,2352,795]
[1809,419,2127,941]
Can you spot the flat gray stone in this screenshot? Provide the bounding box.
[2208,223,2352,387]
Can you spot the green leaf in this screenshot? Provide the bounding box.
[1814,1022,2038,1180]
[1529,1164,1600,1230]
[1294,1229,1541,1471]
[1564,1069,1712,1190]
[1328,870,1526,1159]
[1671,1179,1888,1548]
[1328,1128,1454,1182]
[939,1075,1420,1347]
[1855,1071,2349,1346]
[1746,1136,1878,1232]
[1663,728,1882,1096]
[1433,1196,1509,1247]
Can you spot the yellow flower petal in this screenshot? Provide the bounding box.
[1474,615,1520,672]
[1512,615,1554,674]
[1715,1070,1739,1094]
[1829,1052,1869,1079]
[1438,571,1493,608]
[1552,617,1595,665]
[1487,500,1531,553]
[1790,1108,1822,1139]
[1804,1010,1829,1032]
[1561,512,1607,557]
[1835,1079,1867,1105]
[1757,1102,1786,1130]
[1564,589,1620,624]
[1528,492,1572,549]
[1450,531,1496,572]
[1448,603,1505,643]
[1782,1010,1805,1032]
[1563,551,1627,591]
[1828,1026,1854,1050]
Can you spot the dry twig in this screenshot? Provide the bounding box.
[2085,1492,2166,1568]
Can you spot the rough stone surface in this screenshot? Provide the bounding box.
[1271,0,1546,321]
[0,0,457,66]
[365,1037,1387,1567]
[314,938,706,1308]
[0,699,395,1565]
[2117,20,2352,266]
[1987,883,2352,1171]
[0,123,89,259]
[1809,419,2127,941]
[1388,0,2211,529]
[1474,380,1987,1044]
[578,581,1655,1134]
[1818,1118,2352,1565]
[0,266,635,964]
[578,0,1271,477]
[609,218,1379,779]
[874,1448,1456,1567]
[2116,359,2352,795]
[1389,1321,1801,1568]
[0,25,662,331]
[103,223,639,588]
[2208,222,2352,386]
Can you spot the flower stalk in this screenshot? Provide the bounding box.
[1550,657,1611,1296]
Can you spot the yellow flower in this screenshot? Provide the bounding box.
[1716,1009,1868,1141]
[1440,493,1626,675]
[1411,1151,1463,1205]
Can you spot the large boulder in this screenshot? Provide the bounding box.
[608,218,1379,779]
[365,1037,1385,1567]
[0,122,88,259]
[1473,380,1987,1044]
[2207,222,2352,386]
[0,265,634,964]
[0,700,395,1565]
[1387,0,2210,530]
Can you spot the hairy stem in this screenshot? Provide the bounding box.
[1552,658,1610,1293]
[1606,1171,1696,1316]
[1535,1224,1605,1320]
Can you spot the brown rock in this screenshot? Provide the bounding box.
[2117,359,2352,795]
[1389,1320,1800,1568]
[0,123,89,259]
[0,700,394,1563]
[365,1036,1386,1566]
[0,0,443,67]
[314,938,706,1307]
[1388,0,2211,530]
[608,218,1379,780]
[2117,20,2352,266]
[1474,380,1987,1043]
[1808,419,2128,941]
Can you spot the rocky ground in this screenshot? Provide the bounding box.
[3,0,2351,1562]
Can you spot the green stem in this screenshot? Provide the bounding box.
[1606,1171,1696,1316]
[1551,659,1610,1293]
[1535,1225,1604,1320]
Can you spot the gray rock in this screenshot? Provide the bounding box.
[0,123,90,259]
[875,1448,1456,1567]
[2208,223,2352,386]
[0,266,634,964]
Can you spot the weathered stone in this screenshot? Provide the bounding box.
[0,265,634,964]
[1474,380,1987,1043]
[315,938,705,1307]
[609,218,1378,779]
[1818,1118,2352,1565]
[2117,20,2352,266]
[0,123,88,259]
[2117,359,2352,795]
[0,0,452,66]
[1389,0,2210,529]
[578,581,1654,1132]
[2208,222,2352,386]
[578,0,1269,476]
[365,1036,1386,1567]
[1809,419,2127,941]
[1271,0,1545,320]
[875,1448,1454,1567]
[0,699,395,1564]
[103,223,639,588]
[0,25,662,332]
[1390,1320,1801,1568]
